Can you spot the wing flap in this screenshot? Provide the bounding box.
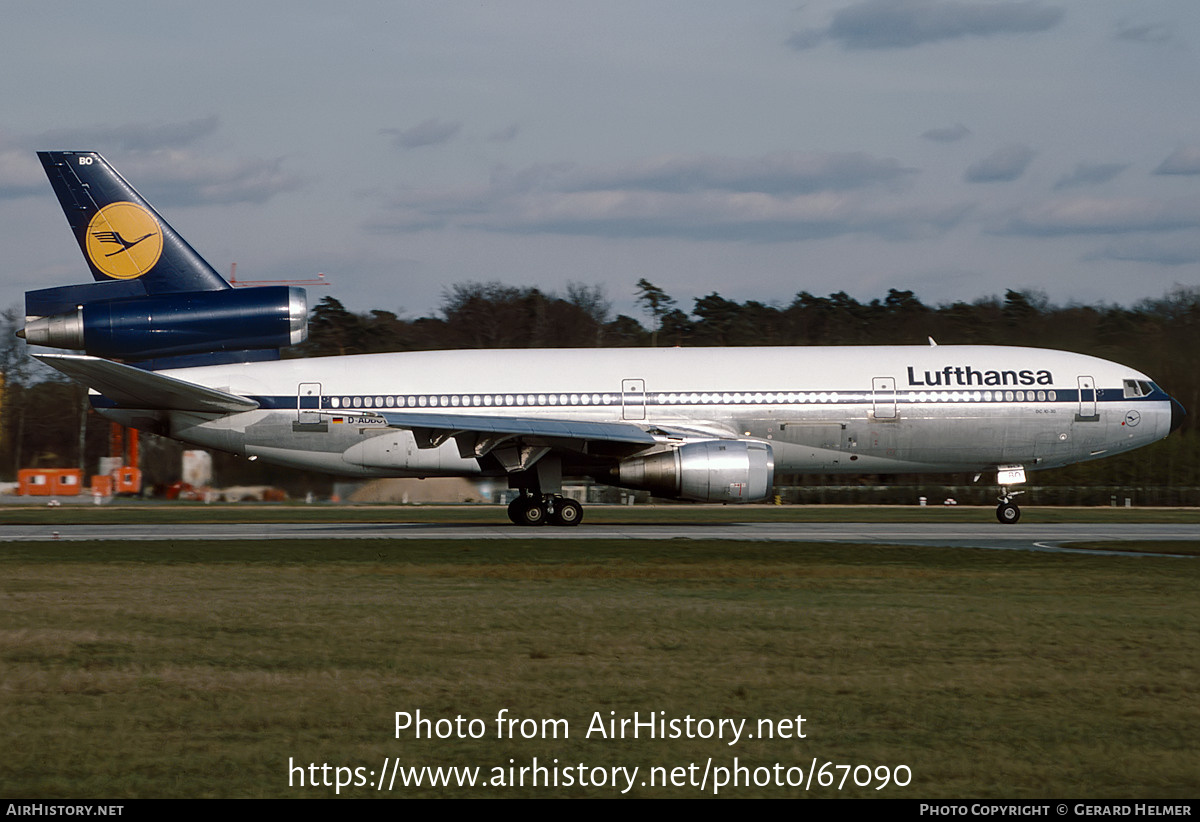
[372,410,657,446]
[34,353,259,413]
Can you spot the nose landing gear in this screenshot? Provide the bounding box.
[992,464,1027,525]
[996,490,1023,524]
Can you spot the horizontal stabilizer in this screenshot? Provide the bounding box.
[372,410,658,445]
[34,353,259,413]
[26,280,149,318]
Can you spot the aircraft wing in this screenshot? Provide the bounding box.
[364,409,662,471]
[370,410,658,448]
[34,353,260,413]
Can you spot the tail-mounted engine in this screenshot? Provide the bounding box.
[22,286,307,361]
[614,440,775,503]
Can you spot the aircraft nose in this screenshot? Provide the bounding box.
[1170,396,1187,433]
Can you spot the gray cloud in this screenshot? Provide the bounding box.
[1154,146,1200,176]
[965,144,1036,182]
[376,189,970,243]
[0,140,45,198]
[121,151,303,206]
[796,0,1063,50]
[35,116,220,152]
[382,119,462,149]
[1114,20,1174,45]
[922,123,971,142]
[369,151,967,243]
[488,124,520,143]
[995,195,1200,236]
[0,120,256,203]
[1053,161,1129,190]
[492,152,917,196]
[784,29,826,50]
[1088,237,1200,266]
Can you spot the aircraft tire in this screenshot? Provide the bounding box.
[996,502,1021,524]
[514,498,549,527]
[551,498,583,527]
[507,497,525,525]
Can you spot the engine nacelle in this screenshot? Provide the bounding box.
[22,286,307,360]
[614,440,775,503]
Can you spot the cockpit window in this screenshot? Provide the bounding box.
[1123,380,1144,398]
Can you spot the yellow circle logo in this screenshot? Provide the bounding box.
[85,202,163,280]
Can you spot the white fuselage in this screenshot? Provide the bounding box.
[106,344,1175,482]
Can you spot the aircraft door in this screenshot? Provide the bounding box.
[1077,376,1098,421]
[297,382,322,422]
[621,379,646,420]
[872,376,897,419]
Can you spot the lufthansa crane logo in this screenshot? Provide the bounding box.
[85,202,163,280]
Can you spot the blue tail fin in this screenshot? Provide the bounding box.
[38,151,230,294]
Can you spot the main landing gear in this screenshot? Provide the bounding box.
[507,493,583,527]
[996,491,1023,524]
[504,455,586,526]
[506,455,584,527]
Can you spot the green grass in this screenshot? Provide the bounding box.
[1060,541,1200,556]
[2,539,1197,798]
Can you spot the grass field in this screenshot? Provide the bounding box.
[2,537,1197,798]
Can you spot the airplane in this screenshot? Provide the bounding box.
[20,151,1187,525]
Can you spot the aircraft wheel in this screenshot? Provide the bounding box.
[514,498,549,527]
[507,497,526,525]
[997,502,1021,524]
[551,498,583,527]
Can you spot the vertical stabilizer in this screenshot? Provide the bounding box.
[38,151,230,294]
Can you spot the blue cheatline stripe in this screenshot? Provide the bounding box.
[252,386,1162,411]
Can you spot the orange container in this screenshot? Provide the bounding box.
[114,466,142,495]
[18,468,83,496]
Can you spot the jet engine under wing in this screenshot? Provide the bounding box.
[34,353,260,413]
[369,409,659,451]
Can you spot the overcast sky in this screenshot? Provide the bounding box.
[2,0,1198,327]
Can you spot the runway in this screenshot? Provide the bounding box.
[2,521,1196,556]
